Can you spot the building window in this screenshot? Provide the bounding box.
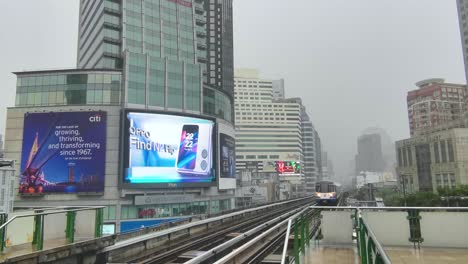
[440,140,447,163]
[443,174,449,186]
[398,148,403,167]
[402,147,408,167]
[449,173,456,188]
[447,139,455,162]
[436,174,442,188]
[407,147,412,166]
[434,142,440,163]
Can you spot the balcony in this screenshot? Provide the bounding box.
[195,5,205,15]
[195,18,206,26]
[197,56,207,63]
[197,42,207,50]
[196,30,207,38]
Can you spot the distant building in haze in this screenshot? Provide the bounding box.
[272,79,285,100]
[355,133,385,173]
[0,134,3,158]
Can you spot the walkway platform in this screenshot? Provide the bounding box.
[302,244,360,264]
[385,246,468,264]
[0,238,94,261]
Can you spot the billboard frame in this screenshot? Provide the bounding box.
[120,108,218,190]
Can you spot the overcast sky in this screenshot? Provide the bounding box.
[0,0,465,179]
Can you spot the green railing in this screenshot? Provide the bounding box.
[281,207,321,264]
[0,206,105,253]
[356,209,391,264]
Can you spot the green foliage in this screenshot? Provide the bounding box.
[403,192,442,207]
[437,185,468,197]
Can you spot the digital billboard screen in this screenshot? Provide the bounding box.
[123,111,216,187]
[19,112,107,194]
[275,161,301,174]
[220,134,235,178]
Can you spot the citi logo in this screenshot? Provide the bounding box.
[89,114,102,122]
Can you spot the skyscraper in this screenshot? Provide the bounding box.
[355,133,385,173]
[76,0,233,121]
[301,110,319,194]
[457,0,468,82]
[234,69,303,172]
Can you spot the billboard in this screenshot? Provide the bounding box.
[123,111,216,187]
[19,112,107,194]
[275,161,301,174]
[219,134,235,178]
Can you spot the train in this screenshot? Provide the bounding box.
[314,181,340,206]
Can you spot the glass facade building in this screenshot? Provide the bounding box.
[76,0,233,122]
[14,70,122,107]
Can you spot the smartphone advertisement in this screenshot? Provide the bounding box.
[123,111,215,187]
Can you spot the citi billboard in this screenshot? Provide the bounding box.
[19,112,107,194]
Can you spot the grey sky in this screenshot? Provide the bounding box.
[0,0,465,179]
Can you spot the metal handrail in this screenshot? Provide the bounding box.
[184,207,306,264]
[101,196,312,253]
[310,205,468,210]
[213,209,307,264]
[280,219,292,264]
[358,209,392,264]
[0,206,105,231]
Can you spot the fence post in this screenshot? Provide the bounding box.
[95,208,104,238]
[407,209,423,247]
[367,236,374,264]
[0,213,7,252]
[294,220,300,264]
[359,219,367,264]
[300,215,306,254]
[32,214,44,251]
[305,216,310,247]
[65,211,76,243]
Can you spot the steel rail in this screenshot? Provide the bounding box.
[102,197,312,253]
[310,205,468,210]
[183,207,306,264]
[212,208,307,264]
[280,219,292,264]
[137,199,312,264]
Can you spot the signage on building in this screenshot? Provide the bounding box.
[19,112,107,194]
[286,154,300,160]
[135,194,195,205]
[167,0,192,7]
[123,111,216,188]
[220,134,236,178]
[275,161,301,174]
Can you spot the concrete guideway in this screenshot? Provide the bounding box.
[101,197,314,263]
[0,197,314,263]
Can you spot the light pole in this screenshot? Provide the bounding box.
[401,175,407,207]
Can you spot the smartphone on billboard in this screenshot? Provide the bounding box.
[177,125,199,170]
[177,123,213,176]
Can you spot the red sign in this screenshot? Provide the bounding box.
[275,161,301,174]
[167,0,192,7]
[138,208,156,218]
